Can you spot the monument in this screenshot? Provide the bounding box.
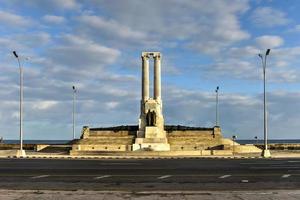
[132,52,170,151]
[70,51,262,156]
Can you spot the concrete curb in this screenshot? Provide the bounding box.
[0,155,270,160]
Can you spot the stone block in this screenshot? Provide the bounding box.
[212,150,233,156]
[132,143,170,151]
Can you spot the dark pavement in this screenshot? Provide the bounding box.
[0,158,299,191]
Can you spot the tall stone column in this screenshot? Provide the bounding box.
[142,55,149,101]
[154,54,161,100]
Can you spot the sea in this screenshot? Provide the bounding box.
[1,139,300,145]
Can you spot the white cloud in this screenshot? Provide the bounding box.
[20,0,80,11]
[47,34,121,69]
[32,101,58,110]
[77,15,148,41]
[17,32,51,47]
[0,10,33,28]
[105,101,120,109]
[225,46,260,59]
[251,7,289,27]
[55,0,79,10]
[76,0,250,54]
[204,59,259,80]
[255,35,284,49]
[43,15,65,24]
[288,24,300,33]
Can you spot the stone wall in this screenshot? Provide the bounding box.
[167,127,223,151]
[70,125,226,155]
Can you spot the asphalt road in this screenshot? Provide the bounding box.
[0,158,299,191]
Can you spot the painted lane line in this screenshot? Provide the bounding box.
[250,167,300,169]
[241,179,249,183]
[31,175,50,179]
[98,163,141,165]
[157,175,172,179]
[240,162,283,165]
[94,175,111,179]
[282,174,291,178]
[219,175,231,179]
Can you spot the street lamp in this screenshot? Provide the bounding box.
[215,86,220,127]
[232,135,237,157]
[258,49,271,158]
[254,136,258,145]
[72,86,77,140]
[13,51,26,157]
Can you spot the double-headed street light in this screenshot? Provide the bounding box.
[72,86,77,140]
[258,49,271,158]
[215,86,220,127]
[13,51,26,157]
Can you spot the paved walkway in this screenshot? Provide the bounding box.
[0,190,299,200]
[1,150,300,159]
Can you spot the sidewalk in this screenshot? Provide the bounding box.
[0,189,299,200]
[1,149,300,159]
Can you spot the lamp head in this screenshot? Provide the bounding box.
[258,53,263,58]
[266,49,271,55]
[13,51,18,58]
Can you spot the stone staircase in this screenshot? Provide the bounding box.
[167,128,224,150]
[70,128,136,155]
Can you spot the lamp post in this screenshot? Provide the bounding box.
[72,86,77,140]
[258,49,271,158]
[13,51,26,157]
[215,86,219,127]
[232,135,237,157]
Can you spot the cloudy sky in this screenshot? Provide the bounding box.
[0,0,300,140]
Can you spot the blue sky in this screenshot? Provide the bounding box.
[0,0,300,140]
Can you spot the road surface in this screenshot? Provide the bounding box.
[0,158,299,191]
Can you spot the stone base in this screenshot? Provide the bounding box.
[132,142,170,151]
[134,126,170,151]
[16,150,26,157]
[262,149,271,158]
[133,137,170,151]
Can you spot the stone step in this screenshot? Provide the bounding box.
[75,141,134,145]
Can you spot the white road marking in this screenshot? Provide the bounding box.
[288,161,300,163]
[219,175,231,179]
[241,179,249,183]
[281,174,291,178]
[250,166,300,169]
[157,175,172,179]
[240,162,282,165]
[98,163,141,165]
[31,175,49,179]
[94,175,111,179]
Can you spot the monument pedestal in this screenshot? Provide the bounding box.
[133,126,170,151]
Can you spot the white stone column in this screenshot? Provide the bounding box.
[154,54,161,100]
[142,55,149,101]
